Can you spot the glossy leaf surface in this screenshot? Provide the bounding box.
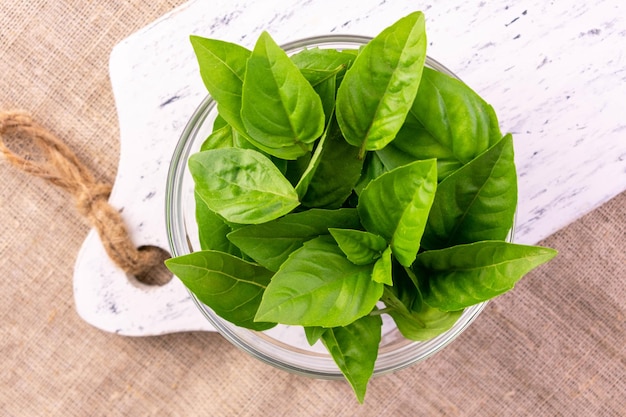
[255,236,383,327]
[383,265,462,341]
[383,67,502,181]
[321,314,382,403]
[165,250,275,331]
[358,159,437,266]
[200,122,235,151]
[189,148,299,224]
[336,12,427,156]
[194,189,241,257]
[241,31,325,159]
[293,127,327,200]
[415,241,558,311]
[304,326,327,346]
[422,134,517,250]
[300,119,364,208]
[190,36,251,134]
[371,246,393,286]
[290,47,355,85]
[314,74,338,126]
[227,208,361,271]
[329,228,387,265]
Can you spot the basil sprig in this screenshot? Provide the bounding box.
[166,11,557,402]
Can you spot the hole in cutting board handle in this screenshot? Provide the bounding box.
[134,245,173,286]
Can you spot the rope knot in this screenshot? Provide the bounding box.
[0,110,171,282]
[75,183,112,216]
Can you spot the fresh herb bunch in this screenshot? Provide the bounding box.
[165,11,557,402]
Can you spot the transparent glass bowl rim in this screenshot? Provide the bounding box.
[165,34,503,379]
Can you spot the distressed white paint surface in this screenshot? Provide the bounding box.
[74,0,626,336]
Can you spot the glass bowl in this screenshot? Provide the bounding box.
[165,35,495,379]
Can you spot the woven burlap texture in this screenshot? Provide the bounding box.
[1,1,624,416]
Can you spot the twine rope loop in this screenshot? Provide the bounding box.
[0,111,167,278]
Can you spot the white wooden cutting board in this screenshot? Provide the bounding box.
[73,0,626,336]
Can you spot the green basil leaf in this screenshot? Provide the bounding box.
[415,241,558,311]
[354,151,386,196]
[358,159,437,267]
[328,228,387,265]
[290,48,354,124]
[164,250,276,331]
[294,123,329,200]
[190,36,294,159]
[241,31,325,159]
[336,11,427,156]
[190,35,325,161]
[422,134,517,250]
[321,314,382,403]
[199,114,234,152]
[372,246,393,285]
[290,47,355,80]
[301,119,364,209]
[207,122,290,174]
[200,122,235,151]
[382,265,462,341]
[227,208,361,271]
[314,73,337,126]
[385,66,503,181]
[375,143,416,173]
[389,305,463,341]
[298,66,343,88]
[189,36,251,135]
[189,148,300,224]
[231,125,263,150]
[213,114,228,130]
[194,189,241,257]
[255,236,384,327]
[304,326,327,346]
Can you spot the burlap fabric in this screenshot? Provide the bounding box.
[1,2,624,416]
